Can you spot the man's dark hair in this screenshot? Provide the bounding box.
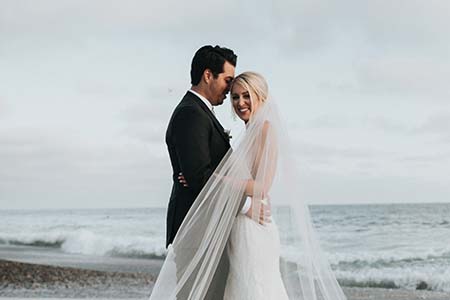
[190,45,237,85]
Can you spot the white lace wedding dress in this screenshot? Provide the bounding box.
[224,215,289,300]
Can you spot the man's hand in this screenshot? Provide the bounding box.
[245,196,271,225]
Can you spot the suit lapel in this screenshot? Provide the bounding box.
[186,92,230,145]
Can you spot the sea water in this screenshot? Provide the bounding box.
[1,203,449,292]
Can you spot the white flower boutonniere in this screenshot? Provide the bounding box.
[224,129,232,140]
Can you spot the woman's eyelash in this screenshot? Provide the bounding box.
[231,94,249,100]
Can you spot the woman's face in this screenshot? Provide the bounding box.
[231,83,259,123]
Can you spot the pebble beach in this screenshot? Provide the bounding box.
[0,259,153,299]
[2,258,450,300]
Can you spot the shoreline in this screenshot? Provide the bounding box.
[1,259,450,299]
[0,244,164,275]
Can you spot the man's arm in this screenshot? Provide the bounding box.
[172,107,213,196]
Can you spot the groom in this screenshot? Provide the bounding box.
[165,45,237,248]
[165,45,237,299]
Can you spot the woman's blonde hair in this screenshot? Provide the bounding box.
[230,71,269,119]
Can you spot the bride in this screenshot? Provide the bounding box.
[150,72,347,300]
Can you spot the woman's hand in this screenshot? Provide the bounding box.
[245,196,272,225]
[178,172,189,187]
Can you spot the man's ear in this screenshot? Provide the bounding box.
[203,69,212,84]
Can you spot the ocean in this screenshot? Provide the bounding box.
[1,203,450,292]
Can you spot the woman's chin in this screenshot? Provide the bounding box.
[237,115,249,123]
[242,113,252,122]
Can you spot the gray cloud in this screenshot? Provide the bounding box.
[0,0,269,49]
[303,115,411,133]
[117,89,177,145]
[296,141,394,160]
[1,0,449,208]
[399,153,450,164]
[354,56,450,98]
[274,0,450,52]
[270,0,450,104]
[300,112,450,147]
[412,112,450,144]
[299,171,450,204]
[0,127,170,208]
[415,113,450,134]
[355,1,450,48]
[0,97,8,117]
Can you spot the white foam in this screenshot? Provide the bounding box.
[336,265,450,292]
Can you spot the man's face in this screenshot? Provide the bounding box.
[208,61,235,106]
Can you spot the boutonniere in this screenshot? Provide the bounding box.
[224,129,232,140]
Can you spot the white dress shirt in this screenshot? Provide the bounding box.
[187,89,251,214]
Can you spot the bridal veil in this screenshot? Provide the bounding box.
[150,73,347,300]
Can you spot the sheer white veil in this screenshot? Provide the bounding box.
[150,72,347,300]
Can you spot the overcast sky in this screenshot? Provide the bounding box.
[1,0,449,209]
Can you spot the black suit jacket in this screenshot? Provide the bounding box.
[165,91,231,247]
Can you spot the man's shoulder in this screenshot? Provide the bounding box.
[169,93,209,124]
[177,94,197,108]
[173,93,206,115]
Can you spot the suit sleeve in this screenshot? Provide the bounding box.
[172,107,213,196]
